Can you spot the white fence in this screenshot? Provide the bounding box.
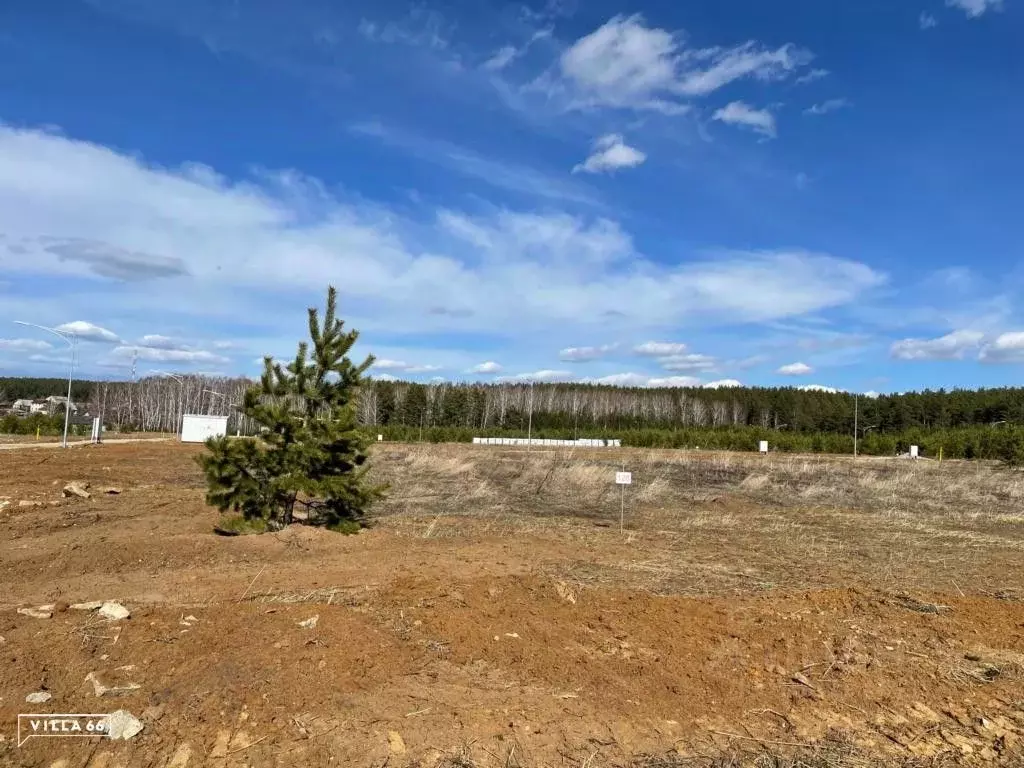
[471,437,621,448]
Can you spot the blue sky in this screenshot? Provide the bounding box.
[1,0,1022,394]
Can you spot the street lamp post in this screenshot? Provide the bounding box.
[152,370,185,437]
[526,381,535,452]
[14,321,76,448]
[202,389,226,416]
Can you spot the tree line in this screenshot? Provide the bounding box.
[5,376,1024,460]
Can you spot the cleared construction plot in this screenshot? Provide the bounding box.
[1,442,1023,766]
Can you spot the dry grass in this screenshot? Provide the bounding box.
[366,445,1024,598]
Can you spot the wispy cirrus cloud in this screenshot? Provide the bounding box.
[713,101,777,138]
[349,121,599,206]
[804,98,850,116]
[634,341,688,357]
[544,14,812,113]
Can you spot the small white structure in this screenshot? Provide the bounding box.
[378,434,383,442]
[90,417,102,444]
[759,440,769,454]
[615,471,632,485]
[471,437,621,448]
[910,445,919,459]
[180,414,229,443]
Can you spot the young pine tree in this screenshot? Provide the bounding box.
[197,286,385,532]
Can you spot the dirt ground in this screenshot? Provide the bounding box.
[1,441,1023,767]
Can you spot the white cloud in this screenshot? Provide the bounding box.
[634,341,688,357]
[483,29,552,71]
[373,359,442,373]
[586,372,650,387]
[497,369,574,383]
[484,45,519,71]
[798,384,842,393]
[890,330,984,361]
[648,376,702,388]
[777,361,813,376]
[554,14,811,112]
[559,343,618,362]
[0,125,884,370]
[139,334,189,351]
[468,361,503,374]
[946,0,1003,18]
[659,353,717,372]
[577,372,704,388]
[804,98,850,116]
[713,102,777,138]
[919,12,939,29]
[110,345,229,365]
[357,9,452,50]
[54,321,120,343]
[863,391,882,399]
[795,68,829,85]
[370,373,399,382]
[0,338,53,352]
[351,122,598,206]
[703,379,742,389]
[572,134,646,175]
[979,332,1024,363]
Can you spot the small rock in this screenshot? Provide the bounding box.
[98,602,130,621]
[25,691,52,704]
[142,704,166,722]
[53,601,69,613]
[297,615,319,629]
[17,607,52,619]
[387,730,407,755]
[18,500,43,509]
[70,600,105,611]
[85,671,141,697]
[790,672,817,690]
[62,482,91,500]
[105,710,144,740]
[0,500,10,511]
[103,487,122,495]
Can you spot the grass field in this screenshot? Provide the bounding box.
[1,442,1022,766]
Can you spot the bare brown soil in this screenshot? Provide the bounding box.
[1,442,1023,767]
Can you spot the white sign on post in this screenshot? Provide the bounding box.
[910,445,919,459]
[378,434,383,442]
[759,440,769,454]
[615,471,632,485]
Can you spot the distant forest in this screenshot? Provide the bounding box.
[4,375,1024,459]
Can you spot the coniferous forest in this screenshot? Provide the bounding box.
[4,375,1024,460]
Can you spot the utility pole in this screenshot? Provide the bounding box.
[14,321,76,448]
[526,381,535,452]
[853,393,859,458]
[152,370,185,436]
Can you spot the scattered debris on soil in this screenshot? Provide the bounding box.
[1,441,1022,767]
